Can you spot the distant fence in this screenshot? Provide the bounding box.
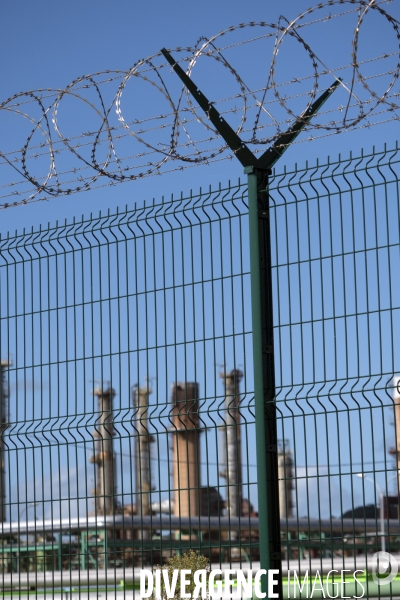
[1,144,400,595]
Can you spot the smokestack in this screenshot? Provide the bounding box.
[171,383,200,519]
[133,383,153,539]
[390,376,400,494]
[90,386,117,516]
[219,369,243,526]
[278,441,294,520]
[0,360,10,523]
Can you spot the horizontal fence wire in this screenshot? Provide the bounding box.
[0,143,400,596]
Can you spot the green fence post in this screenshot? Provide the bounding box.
[247,166,282,598]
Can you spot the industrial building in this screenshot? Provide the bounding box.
[4,360,378,579]
[0,365,269,573]
[0,360,398,584]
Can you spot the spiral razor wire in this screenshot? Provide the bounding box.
[0,0,399,209]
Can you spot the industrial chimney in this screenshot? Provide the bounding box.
[171,383,200,520]
[389,376,400,494]
[0,360,10,522]
[133,383,153,539]
[90,386,117,516]
[219,369,243,527]
[278,441,294,520]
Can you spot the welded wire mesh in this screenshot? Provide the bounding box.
[1,142,400,596]
[271,144,400,596]
[0,180,257,596]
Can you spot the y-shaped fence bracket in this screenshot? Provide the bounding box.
[161,47,340,599]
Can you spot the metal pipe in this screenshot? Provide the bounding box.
[1,515,398,535]
[90,386,116,516]
[133,383,153,539]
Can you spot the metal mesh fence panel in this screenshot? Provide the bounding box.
[0,143,400,596]
[272,145,400,597]
[0,183,258,596]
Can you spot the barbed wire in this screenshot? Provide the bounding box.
[0,0,399,209]
[3,87,398,184]
[2,65,397,170]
